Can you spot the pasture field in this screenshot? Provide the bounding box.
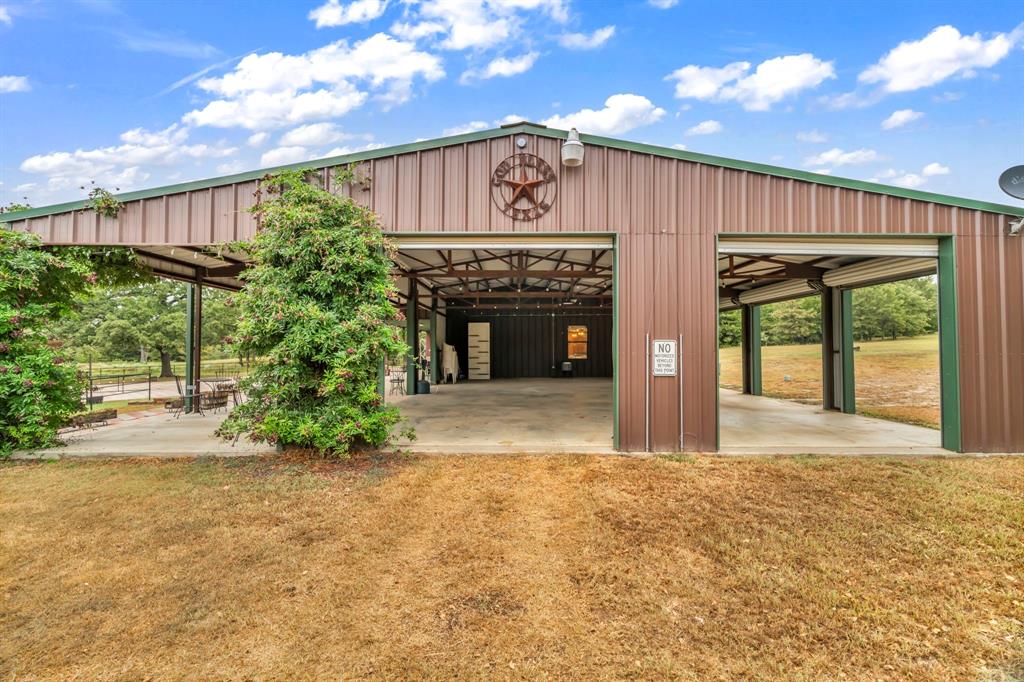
[719,334,940,428]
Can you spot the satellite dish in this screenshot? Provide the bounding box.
[998,165,1024,200]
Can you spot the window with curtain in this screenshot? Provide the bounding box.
[567,325,588,359]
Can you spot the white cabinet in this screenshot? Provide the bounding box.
[467,322,491,380]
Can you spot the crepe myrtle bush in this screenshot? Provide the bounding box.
[216,168,412,456]
[0,228,143,456]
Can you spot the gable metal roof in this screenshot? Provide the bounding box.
[3,121,1022,223]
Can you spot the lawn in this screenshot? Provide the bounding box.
[2,454,1021,680]
[719,334,941,428]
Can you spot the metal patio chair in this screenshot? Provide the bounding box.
[168,375,201,418]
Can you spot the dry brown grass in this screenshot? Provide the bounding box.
[720,335,941,428]
[2,454,1023,680]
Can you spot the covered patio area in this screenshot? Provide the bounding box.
[719,389,946,455]
[390,378,614,454]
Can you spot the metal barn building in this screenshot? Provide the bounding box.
[4,122,1023,454]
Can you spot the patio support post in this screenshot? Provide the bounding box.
[184,279,203,413]
[406,278,418,395]
[839,289,855,414]
[822,286,854,413]
[429,292,440,385]
[740,304,762,395]
[185,284,194,412]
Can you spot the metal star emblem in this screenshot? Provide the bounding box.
[503,165,547,207]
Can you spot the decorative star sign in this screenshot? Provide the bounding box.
[504,165,547,207]
[490,153,558,221]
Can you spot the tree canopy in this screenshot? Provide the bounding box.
[718,277,938,347]
[0,228,143,455]
[49,280,237,375]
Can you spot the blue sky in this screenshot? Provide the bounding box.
[1,0,1022,209]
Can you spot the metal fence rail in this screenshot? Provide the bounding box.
[85,369,152,410]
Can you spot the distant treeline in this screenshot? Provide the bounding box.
[719,277,938,347]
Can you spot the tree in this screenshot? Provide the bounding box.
[762,296,821,345]
[217,169,410,456]
[718,309,741,347]
[853,278,936,341]
[0,228,142,456]
[48,280,239,376]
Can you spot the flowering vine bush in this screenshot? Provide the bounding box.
[0,229,142,456]
[216,169,411,456]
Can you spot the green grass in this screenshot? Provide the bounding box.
[720,334,940,429]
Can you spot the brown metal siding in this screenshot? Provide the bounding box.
[8,131,1023,452]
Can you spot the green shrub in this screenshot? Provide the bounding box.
[217,169,411,456]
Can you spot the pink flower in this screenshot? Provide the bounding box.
[346,347,356,355]
[52,357,64,365]
[86,273,98,284]
[22,379,33,388]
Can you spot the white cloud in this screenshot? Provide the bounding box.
[796,129,827,143]
[881,108,924,130]
[667,62,749,100]
[667,54,835,111]
[685,119,723,136]
[541,93,666,135]
[279,122,351,146]
[804,147,880,167]
[391,0,567,51]
[932,91,963,103]
[114,28,219,59]
[461,52,538,84]
[260,146,315,166]
[216,160,247,174]
[860,24,1022,93]
[0,75,30,93]
[0,6,11,25]
[19,124,235,195]
[496,113,527,125]
[871,162,950,188]
[247,131,269,147]
[872,169,925,189]
[309,0,388,28]
[443,120,489,136]
[649,0,678,7]
[671,143,687,151]
[183,33,444,129]
[324,142,387,156]
[558,26,615,50]
[922,162,950,176]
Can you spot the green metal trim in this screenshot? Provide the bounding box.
[821,288,836,411]
[429,299,440,384]
[937,237,962,452]
[750,305,762,396]
[714,234,720,452]
[612,235,619,451]
[719,231,957,239]
[406,280,418,396]
[840,289,855,414]
[4,123,1022,224]
[184,283,195,413]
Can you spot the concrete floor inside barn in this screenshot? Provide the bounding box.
[390,379,947,455]
[20,379,948,458]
